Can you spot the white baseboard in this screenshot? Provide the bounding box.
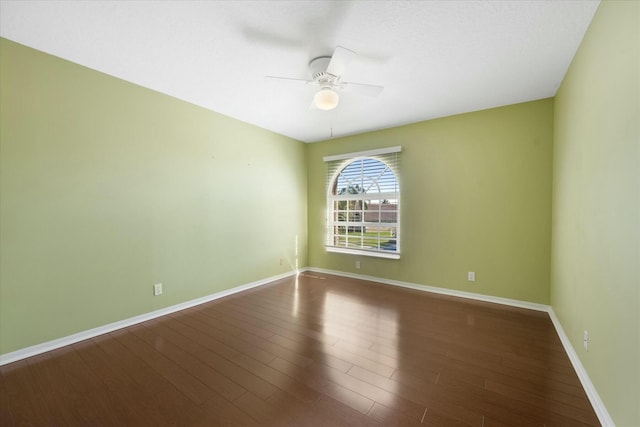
[305,267,615,427]
[0,266,614,426]
[547,308,615,426]
[0,270,299,366]
[305,267,550,312]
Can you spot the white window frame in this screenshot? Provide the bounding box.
[324,146,401,259]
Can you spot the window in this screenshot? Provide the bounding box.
[324,146,401,259]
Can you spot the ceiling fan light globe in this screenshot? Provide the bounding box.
[314,88,339,110]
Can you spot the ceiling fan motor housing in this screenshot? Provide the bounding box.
[309,56,336,84]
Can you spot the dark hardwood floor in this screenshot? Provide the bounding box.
[1,272,600,426]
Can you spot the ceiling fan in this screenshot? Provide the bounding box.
[265,46,384,111]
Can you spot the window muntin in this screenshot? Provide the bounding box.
[326,151,400,259]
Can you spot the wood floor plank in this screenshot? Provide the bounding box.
[148,317,279,400]
[220,298,345,347]
[1,360,55,426]
[112,328,217,405]
[186,307,317,368]
[168,313,241,360]
[72,338,184,425]
[230,352,321,404]
[434,371,597,427]
[190,392,263,427]
[485,379,600,424]
[0,370,15,427]
[347,364,439,408]
[182,310,278,365]
[367,402,426,426]
[225,289,386,348]
[25,351,112,426]
[304,395,384,427]
[267,356,375,415]
[265,388,322,425]
[130,323,247,401]
[234,390,289,424]
[0,273,601,426]
[421,407,481,427]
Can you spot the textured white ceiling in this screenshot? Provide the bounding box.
[0,0,600,142]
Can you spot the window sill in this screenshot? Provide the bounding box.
[325,246,400,260]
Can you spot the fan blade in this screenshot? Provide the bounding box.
[326,46,355,77]
[341,82,384,97]
[264,76,315,86]
[242,28,306,50]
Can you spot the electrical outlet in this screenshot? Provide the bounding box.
[153,283,163,296]
[583,330,589,351]
[468,271,476,282]
[355,260,361,269]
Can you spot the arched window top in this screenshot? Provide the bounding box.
[331,157,399,198]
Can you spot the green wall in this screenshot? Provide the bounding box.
[307,99,553,304]
[0,38,308,355]
[551,1,639,425]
